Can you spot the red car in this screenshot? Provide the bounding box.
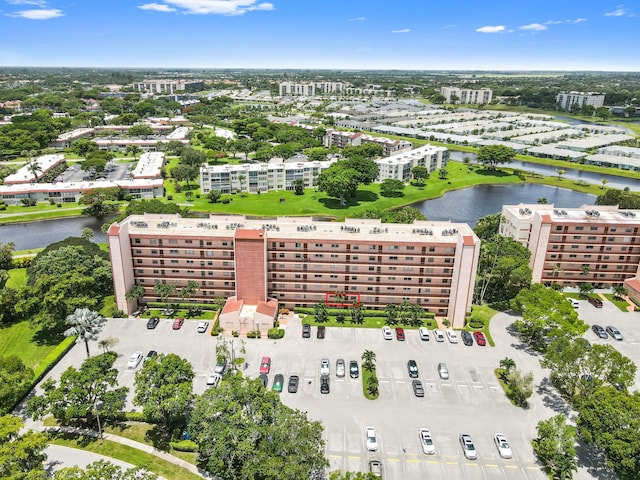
[259,356,271,374]
[395,327,405,341]
[472,331,486,346]
[172,317,185,330]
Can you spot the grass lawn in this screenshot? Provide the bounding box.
[466,304,498,347]
[603,294,631,312]
[0,321,66,374]
[48,432,202,480]
[494,368,519,407]
[6,268,27,289]
[362,368,379,400]
[302,315,437,330]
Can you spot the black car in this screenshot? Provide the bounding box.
[317,326,326,339]
[146,316,160,329]
[144,350,157,362]
[461,330,473,346]
[259,373,268,388]
[407,360,419,378]
[592,324,608,339]
[302,324,311,338]
[349,360,359,378]
[320,374,330,394]
[288,375,299,393]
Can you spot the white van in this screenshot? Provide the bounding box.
[419,327,430,341]
[433,329,445,342]
[568,298,579,308]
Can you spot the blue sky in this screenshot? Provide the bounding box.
[0,0,638,70]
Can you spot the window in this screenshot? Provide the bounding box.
[315,243,323,248]
[331,244,339,248]
[169,249,179,254]
[171,259,179,264]
[406,246,415,251]
[185,250,194,254]
[429,247,435,252]
[405,256,413,261]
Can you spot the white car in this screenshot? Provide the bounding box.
[336,359,346,378]
[206,373,221,387]
[446,329,458,344]
[196,320,209,333]
[382,326,393,340]
[418,327,430,341]
[320,358,330,376]
[459,434,477,460]
[127,351,143,369]
[365,427,378,451]
[433,329,445,342]
[494,433,512,459]
[419,428,436,455]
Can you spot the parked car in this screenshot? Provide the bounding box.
[206,373,221,387]
[446,329,458,344]
[412,380,425,397]
[395,327,405,341]
[459,434,477,460]
[461,331,473,346]
[419,428,436,455]
[127,352,143,369]
[433,329,445,342]
[407,360,419,378]
[196,321,209,333]
[336,359,346,378]
[349,360,359,378]
[368,459,382,478]
[592,324,608,339]
[588,296,603,308]
[172,317,184,330]
[605,326,623,341]
[320,358,330,376]
[144,350,157,362]
[320,374,330,394]
[418,327,430,341]
[146,316,160,329]
[214,358,227,374]
[494,433,512,459]
[365,427,378,451]
[317,326,326,339]
[258,373,268,388]
[287,375,299,393]
[272,374,284,393]
[568,298,580,308]
[259,356,271,374]
[473,331,487,346]
[382,326,393,340]
[437,362,449,380]
[302,324,311,338]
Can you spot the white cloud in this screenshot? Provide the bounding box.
[6,7,63,19]
[568,17,587,23]
[605,5,632,17]
[520,23,546,31]
[348,16,365,22]
[6,0,46,5]
[391,28,410,33]
[476,25,506,33]
[138,3,177,12]
[143,0,274,15]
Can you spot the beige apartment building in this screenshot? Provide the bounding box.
[500,204,640,287]
[440,87,493,104]
[108,215,480,332]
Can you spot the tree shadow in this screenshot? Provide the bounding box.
[32,327,64,346]
[474,168,513,177]
[537,377,572,416]
[145,424,171,451]
[318,190,379,210]
[575,439,617,480]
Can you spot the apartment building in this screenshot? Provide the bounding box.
[132,79,205,94]
[500,204,640,287]
[108,215,480,331]
[556,92,605,111]
[440,87,493,104]
[375,144,448,181]
[3,154,66,185]
[324,129,413,156]
[279,81,345,96]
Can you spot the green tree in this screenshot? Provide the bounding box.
[69,138,98,157]
[613,285,628,299]
[532,415,578,480]
[80,227,94,241]
[476,144,515,170]
[171,164,199,187]
[125,284,145,306]
[128,125,154,138]
[379,178,405,197]
[576,387,640,480]
[125,144,142,160]
[154,282,176,309]
[134,353,194,436]
[329,471,378,480]
[53,460,157,480]
[506,369,534,407]
[314,302,329,323]
[384,304,398,325]
[0,356,34,415]
[78,187,122,217]
[411,165,429,185]
[0,414,48,478]
[180,147,207,166]
[511,284,588,352]
[188,375,328,480]
[0,242,15,271]
[499,357,516,375]
[473,213,502,241]
[361,350,376,372]
[342,157,379,185]
[349,304,364,324]
[578,282,594,297]
[595,107,611,121]
[437,167,448,179]
[64,308,106,358]
[27,352,127,427]
[317,164,360,206]
[292,179,305,195]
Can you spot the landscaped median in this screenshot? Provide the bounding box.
[361,350,379,400]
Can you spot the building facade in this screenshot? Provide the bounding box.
[279,82,345,96]
[440,87,493,104]
[500,204,640,287]
[556,92,605,111]
[323,129,413,156]
[132,80,205,94]
[108,214,480,328]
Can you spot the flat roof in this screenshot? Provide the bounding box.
[503,204,639,224]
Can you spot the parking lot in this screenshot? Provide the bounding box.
[39,296,640,480]
[54,161,133,183]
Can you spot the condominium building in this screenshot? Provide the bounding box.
[556,92,605,111]
[375,144,448,181]
[500,204,640,287]
[132,79,205,94]
[3,154,66,185]
[108,215,480,332]
[279,81,345,96]
[323,129,413,156]
[440,87,493,104]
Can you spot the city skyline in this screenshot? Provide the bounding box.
[0,0,638,71]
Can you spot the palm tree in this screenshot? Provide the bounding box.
[21,150,41,183]
[612,285,628,299]
[126,145,142,161]
[314,302,329,323]
[154,282,177,310]
[384,304,397,325]
[556,169,566,179]
[362,350,376,371]
[125,284,145,307]
[580,264,591,278]
[601,179,609,190]
[367,375,379,396]
[64,308,107,358]
[98,336,119,353]
[499,357,516,374]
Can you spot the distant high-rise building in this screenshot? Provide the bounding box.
[279,81,345,96]
[556,92,605,111]
[133,79,205,94]
[440,87,493,104]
